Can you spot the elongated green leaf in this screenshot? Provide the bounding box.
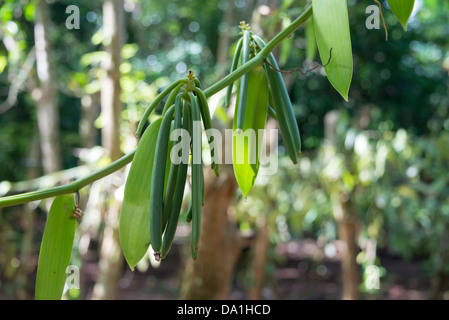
[233,64,269,197]
[388,0,415,31]
[312,0,353,101]
[35,194,76,300]
[119,118,162,270]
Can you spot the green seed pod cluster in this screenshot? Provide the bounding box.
[227,22,302,196]
[120,72,210,268]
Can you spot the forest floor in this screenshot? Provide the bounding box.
[78,237,435,300]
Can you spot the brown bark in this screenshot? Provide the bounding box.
[79,93,100,149]
[338,209,360,300]
[15,133,40,299]
[91,188,124,300]
[246,119,277,300]
[34,0,62,174]
[247,215,269,300]
[216,0,236,76]
[100,0,124,162]
[179,165,241,300]
[430,231,449,299]
[91,0,125,300]
[325,110,360,300]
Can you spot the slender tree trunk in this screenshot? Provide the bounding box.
[216,0,236,76]
[337,205,360,300]
[246,118,277,300]
[325,110,360,300]
[91,188,124,300]
[180,165,241,300]
[100,0,124,162]
[431,270,446,300]
[91,0,125,300]
[247,215,269,300]
[16,132,40,299]
[430,231,449,299]
[79,93,100,149]
[34,0,62,174]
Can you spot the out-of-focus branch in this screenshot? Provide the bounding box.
[0,47,36,114]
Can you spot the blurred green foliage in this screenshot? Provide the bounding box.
[0,0,448,299]
[234,0,449,296]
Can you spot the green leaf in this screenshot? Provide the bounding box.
[233,65,269,197]
[119,118,162,270]
[35,194,76,300]
[312,0,353,101]
[388,0,415,31]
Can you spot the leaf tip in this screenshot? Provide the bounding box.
[401,22,408,32]
[339,86,350,102]
[124,256,137,271]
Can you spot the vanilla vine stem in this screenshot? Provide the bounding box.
[0,5,313,208]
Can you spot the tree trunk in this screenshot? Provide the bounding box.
[216,0,236,76]
[79,93,100,149]
[15,132,40,299]
[247,215,269,300]
[91,0,125,300]
[338,207,360,300]
[179,165,241,300]
[34,0,62,174]
[91,186,124,300]
[100,0,124,162]
[325,110,360,300]
[430,231,449,299]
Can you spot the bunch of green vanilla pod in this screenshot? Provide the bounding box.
[227,22,302,197]
[118,23,304,267]
[119,72,214,269]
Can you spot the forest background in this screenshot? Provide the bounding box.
[0,0,448,300]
